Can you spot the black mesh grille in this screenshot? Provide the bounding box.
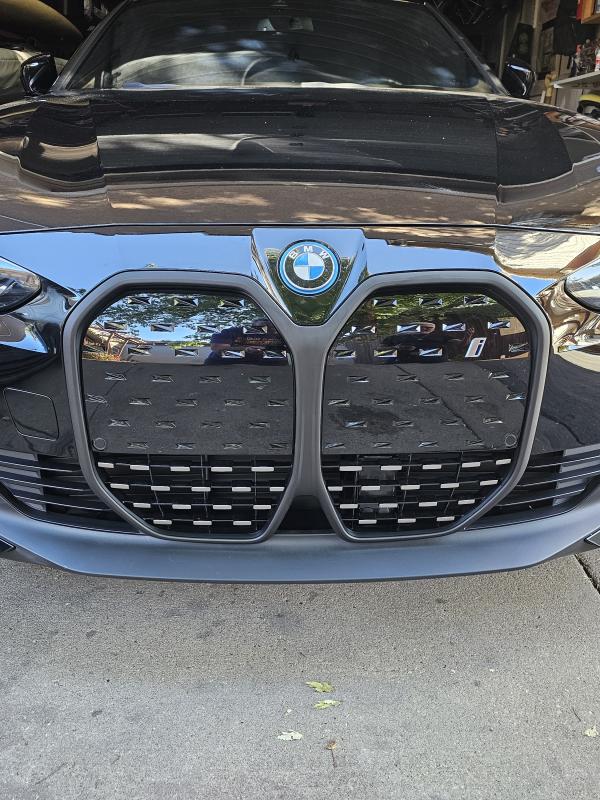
[95,454,292,538]
[324,446,600,538]
[323,450,513,536]
[0,446,597,538]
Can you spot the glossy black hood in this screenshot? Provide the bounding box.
[1,88,600,231]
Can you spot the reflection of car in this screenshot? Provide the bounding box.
[578,92,600,119]
[0,0,79,101]
[2,0,600,582]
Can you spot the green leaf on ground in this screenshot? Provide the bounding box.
[278,731,303,741]
[306,681,334,693]
[314,700,342,710]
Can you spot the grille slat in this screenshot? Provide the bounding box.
[0,451,122,524]
[11,490,111,514]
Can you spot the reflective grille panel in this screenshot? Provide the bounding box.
[82,291,294,456]
[322,290,532,536]
[323,291,531,454]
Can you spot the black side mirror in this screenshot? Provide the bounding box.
[502,57,535,99]
[21,54,58,97]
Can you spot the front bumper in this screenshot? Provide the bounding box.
[2,487,600,582]
[1,225,600,581]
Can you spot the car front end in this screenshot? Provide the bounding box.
[1,0,600,581]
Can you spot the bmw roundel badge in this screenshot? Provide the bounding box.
[278,241,340,296]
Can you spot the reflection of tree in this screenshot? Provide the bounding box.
[96,292,266,342]
[334,292,525,363]
[348,292,511,331]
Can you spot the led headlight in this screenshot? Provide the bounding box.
[565,261,600,312]
[0,258,41,313]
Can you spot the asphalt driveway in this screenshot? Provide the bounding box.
[2,554,600,800]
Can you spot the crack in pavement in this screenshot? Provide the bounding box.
[576,553,600,593]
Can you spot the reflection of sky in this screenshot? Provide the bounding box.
[135,323,202,342]
[0,228,564,302]
[0,231,250,295]
[517,276,555,299]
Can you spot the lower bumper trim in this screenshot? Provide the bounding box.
[1,489,600,582]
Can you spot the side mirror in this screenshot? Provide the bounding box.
[502,57,535,99]
[21,54,58,97]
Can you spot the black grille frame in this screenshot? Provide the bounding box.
[63,270,551,544]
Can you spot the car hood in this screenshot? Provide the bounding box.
[0,89,599,232]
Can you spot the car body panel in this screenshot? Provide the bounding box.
[1,91,600,233]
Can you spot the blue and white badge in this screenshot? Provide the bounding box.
[278,241,340,296]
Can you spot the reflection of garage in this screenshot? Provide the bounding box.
[0,0,599,110]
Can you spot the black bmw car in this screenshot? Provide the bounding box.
[0,0,600,582]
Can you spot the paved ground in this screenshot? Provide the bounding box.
[2,555,600,800]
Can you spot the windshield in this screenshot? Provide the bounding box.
[63,0,491,93]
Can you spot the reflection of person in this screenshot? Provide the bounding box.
[205,318,285,364]
[381,320,444,362]
[378,314,505,363]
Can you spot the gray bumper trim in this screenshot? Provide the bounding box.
[1,491,600,582]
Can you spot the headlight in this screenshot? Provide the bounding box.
[0,258,41,312]
[565,261,600,311]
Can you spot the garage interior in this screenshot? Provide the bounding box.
[1,1,600,108]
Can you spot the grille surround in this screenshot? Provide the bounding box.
[62,270,551,543]
[78,284,295,542]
